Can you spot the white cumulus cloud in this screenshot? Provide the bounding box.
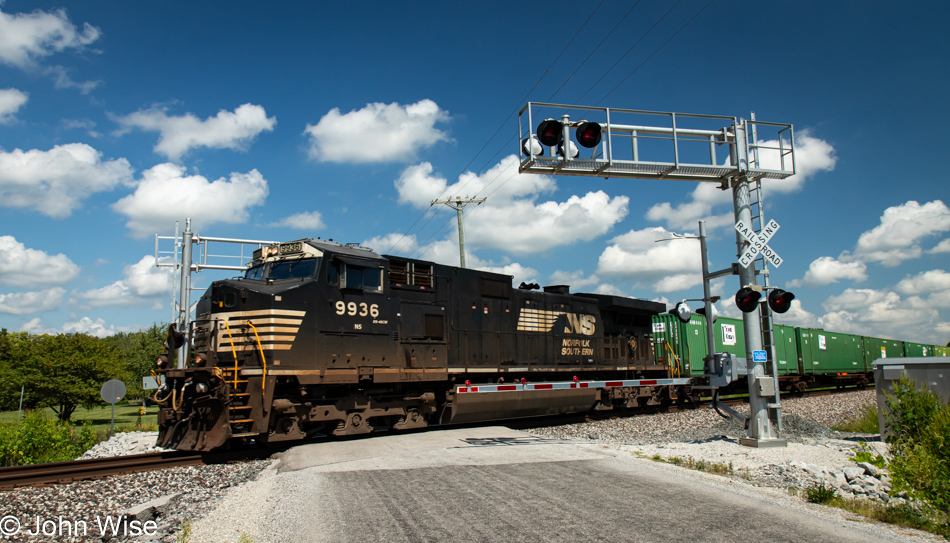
[269,211,325,230]
[62,316,117,337]
[757,132,837,193]
[0,5,100,68]
[73,255,175,307]
[0,88,28,124]
[850,200,950,266]
[928,238,950,254]
[596,227,703,292]
[112,163,269,238]
[305,99,451,163]
[116,103,276,160]
[789,256,867,287]
[0,287,65,315]
[817,287,941,342]
[0,236,80,287]
[646,132,836,231]
[0,143,133,218]
[395,156,628,254]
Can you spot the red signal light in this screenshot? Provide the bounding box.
[735,287,762,313]
[536,119,562,147]
[575,121,602,148]
[768,289,795,314]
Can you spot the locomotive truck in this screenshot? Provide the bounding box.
[154,238,692,451]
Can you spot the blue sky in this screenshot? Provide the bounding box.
[0,1,948,345]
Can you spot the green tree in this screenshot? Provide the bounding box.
[27,333,125,421]
[0,330,40,412]
[103,323,166,400]
[885,376,950,513]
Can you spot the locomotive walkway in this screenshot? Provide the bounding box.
[187,427,934,543]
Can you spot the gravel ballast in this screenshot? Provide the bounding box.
[0,389,927,542]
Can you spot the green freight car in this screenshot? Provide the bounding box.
[772,323,800,375]
[862,336,905,369]
[903,342,934,357]
[652,314,791,377]
[796,328,869,385]
[652,313,707,376]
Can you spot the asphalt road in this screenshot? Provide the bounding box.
[190,428,936,543]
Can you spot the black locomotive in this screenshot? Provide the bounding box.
[154,238,690,451]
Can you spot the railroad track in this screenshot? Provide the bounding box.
[0,446,279,491]
[0,386,864,491]
[0,451,205,491]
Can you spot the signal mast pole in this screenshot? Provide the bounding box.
[430,196,486,268]
[517,102,795,448]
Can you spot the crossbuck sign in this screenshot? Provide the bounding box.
[735,219,783,268]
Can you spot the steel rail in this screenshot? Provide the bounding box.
[0,451,204,491]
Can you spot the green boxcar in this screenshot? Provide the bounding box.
[862,336,905,369]
[771,324,800,375]
[933,345,949,357]
[712,316,747,363]
[797,328,863,374]
[903,342,934,357]
[653,314,796,376]
[652,313,708,376]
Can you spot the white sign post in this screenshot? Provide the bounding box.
[735,218,783,268]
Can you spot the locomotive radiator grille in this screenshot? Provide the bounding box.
[212,309,306,352]
[516,308,565,332]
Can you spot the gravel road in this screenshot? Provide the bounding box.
[2,389,931,543]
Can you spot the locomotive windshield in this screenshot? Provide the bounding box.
[244,257,320,280]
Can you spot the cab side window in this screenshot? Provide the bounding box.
[329,259,382,292]
[327,260,341,285]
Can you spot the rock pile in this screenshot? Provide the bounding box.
[78,431,170,460]
[770,459,901,504]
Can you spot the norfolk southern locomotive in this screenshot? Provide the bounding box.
[154,238,690,451]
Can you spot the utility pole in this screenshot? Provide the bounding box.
[430,196,485,268]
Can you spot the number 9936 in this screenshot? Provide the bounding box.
[335,301,379,318]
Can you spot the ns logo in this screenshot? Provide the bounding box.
[561,313,596,336]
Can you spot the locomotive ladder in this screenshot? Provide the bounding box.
[221,367,257,438]
[747,117,784,432]
[218,320,259,439]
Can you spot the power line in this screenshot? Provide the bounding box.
[596,0,716,105]
[385,2,607,255]
[576,0,685,104]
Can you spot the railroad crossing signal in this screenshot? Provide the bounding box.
[735,218,782,268]
[735,285,795,314]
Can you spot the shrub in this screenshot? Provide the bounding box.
[831,402,881,434]
[851,441,887,469]
[884,377,950,514]
[0,410,99,466]
[804,482,837,504]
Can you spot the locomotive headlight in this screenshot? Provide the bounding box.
[156,354,170,369]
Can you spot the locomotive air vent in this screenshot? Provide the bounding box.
[543,285,570,295]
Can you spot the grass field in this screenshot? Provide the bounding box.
[0,404,159,435]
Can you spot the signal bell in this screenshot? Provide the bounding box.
[670,301,691,323]
[696,303,719,322]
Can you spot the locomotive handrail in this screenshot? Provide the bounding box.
[664,342,683,378]
[246,321,267,391]
[222,319,240,388]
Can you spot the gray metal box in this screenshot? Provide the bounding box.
[873,358,949,437]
